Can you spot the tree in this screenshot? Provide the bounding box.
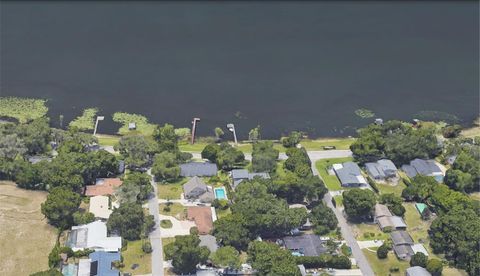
[30,268,63,276]
[377,243,389,259]
[251,141,279,173]
[214,127,224,140]
[151,152,180,182]
[410,252,428,267]
[107,202,150,240]
[15,160,46,190]
[282,131,302,148]
[213,214,251,250]
[211,246,241,269]
[274,175,327,204]
[426,259,443,276]
[444,151,480,193]
[41,187,81,229]
[201,143,220,162]
[216,143,245,170]
[153,123,178,153]
[174,128,191,140]
[310,203,338,235]
[248,125,261,141]
[123,172,152,201]
[247,241,301,276]
[115,135,151,168]
[343,189,376,219]
[164,234,210,274]
[73,211,95,225]
[15,118,51,155]
[0,133,27,160]
[442,124,462,138]
[401,175,437,202]
[379,193,405,216]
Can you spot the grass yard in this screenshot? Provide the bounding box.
[159,203,187,220]
[160,219,173,229]
[403,203,432,249]
[0,182,58,276]
[157,178,189,200]
[96,134,121,147]
[352,223,388,241]
[333,195,343,207]
[363,249,410,275]
[179,142,208,152]
[315,157,353,191]
[376,180,407,197]
[0,97,48,123]
[216,208,232,219]
[300,138,355,151]
[461,117,480,138]
[162,237,176,257]
[121,240,151,275]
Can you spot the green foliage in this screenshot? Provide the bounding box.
[410,252,428,267]
[282,131,302,148]
[41,187,81,229]
[212,199,229,210]
[0,133,27,160]
[153,123,179,153]
[115,135,152,168]
[379,193,405,216]
[284,147,311,177]
[68,108,98,130]
[117,172,153,203]
[151,151,180,182]
[202,143,245,170]
[444,150,480,193]
[0,97,48,123]
[401,175,437,202]
[251,141,279,173]
[210,246,241,269]
[201,143,220,162]
[295,255,352,269]
[142,240,153,253]
[174,128,191,140]
[112,112,156,135]
[73,211,95,225]
[48,243,61,268]
[213,214,251,250]
[310,203,338,235]
[214,127,224,139]
[426,259,443,276]
[273,175,327,204]
[15,117,52,155]
[376,244,389,259]
[164,234,210,274]
[343,188,376,219]
[247,241,301,276]
[30,268,62,276]
[442,124,462,138]
[355,108,375,118]
[248,125,261,141]
[107,202,150,240]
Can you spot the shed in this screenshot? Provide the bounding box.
[415,203,427,215]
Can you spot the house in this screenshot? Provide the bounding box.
[231,169,270,189]
[89,195,112,220]
[365,159,397,180]
[66,221,122,252]
[374,204,407,231]
[332,162,367,187]
[77,258,92,276]
[281,234,327,257]
[406,266,431,276]
[390,231,414,260]
[183,176,215,203]
[180,162,218,177]
[85,178,123,196]
[411,244,429,257]
[77,251,121,276]
[199,234,218,253]
[187,206,214,235]
[401,159,444,182]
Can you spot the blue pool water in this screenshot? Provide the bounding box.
[61,264,77,276]
[214,188,227,200]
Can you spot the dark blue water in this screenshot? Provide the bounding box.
[1,1,478,138]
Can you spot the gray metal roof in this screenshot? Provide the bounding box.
[390,216,407,229]
[335,162,363,185]
[406,266,432,276]
[393,244,414,258]
[401,164,418,178]
[366,159,397,179]
[232,170,270,189]
[231,169,249,179]
[183,176,207,196]
[410,159,442,175]
[390,230,414,245]
[283,234,327,257]
[180,162,218,177]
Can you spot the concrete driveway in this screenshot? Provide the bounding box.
[158,214,195,238]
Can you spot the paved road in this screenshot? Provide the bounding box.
[191,149,352,161]
[310,152,375,276]
[147,169,164,276]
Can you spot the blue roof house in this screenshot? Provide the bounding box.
[89,251,121,276]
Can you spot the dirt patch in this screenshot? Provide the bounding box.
[0,182,58,276]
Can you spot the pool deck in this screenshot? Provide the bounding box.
[214,187,228,200]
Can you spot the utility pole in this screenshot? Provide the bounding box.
[93,116,105,136]
[227,123,238,145]
[191,118,200,144]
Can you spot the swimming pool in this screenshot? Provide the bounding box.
[214,187,227,200]
[61,264,77,276]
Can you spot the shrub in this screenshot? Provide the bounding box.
[190,227,199,235]
[410,252,428,267]
[212,199,229,210]
[426,259,443,276]
[142,240,153,253]
[377,244,389,259]
[389,266,400,272]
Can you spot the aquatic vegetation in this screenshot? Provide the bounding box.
[68,108,98,130]
[0,97,48,123]
[355,108,375,119]
[112,112,156,135]
[414,110,460,124]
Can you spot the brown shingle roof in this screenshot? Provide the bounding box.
[85,178,122,196]
[187,206,213,235]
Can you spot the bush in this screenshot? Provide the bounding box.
[295,254,351,269]
[190,227,199,235]
[366,176,379,193]
[377,244,389,259]
[48,244,61,268]
[212,199,229,210]
[72,249,94,258]
[426,259,443,276]
[410,252,428,267]
[142,240,153,253]
[389,266,400,272]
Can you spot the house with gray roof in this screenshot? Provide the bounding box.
[231,169,270,189]
[401,159,444,183]
[332,162,367,187]
[406,266,432,276]
[390,230,414,260]
[183,176,214,203]
[180,162,218,177]
[281,234,327,257]
[374,204,407,231]
[365,159,397,180]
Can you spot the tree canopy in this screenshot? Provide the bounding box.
[251,141,279,173]
[310,203,338,235]
[164,234,210,274]
[41,187,81,229]
[210,246,241,269]
[247,241,301,276]
[343,188,376,219]
[151,151,180,182]
[107,202,153,240]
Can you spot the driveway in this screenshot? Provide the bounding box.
[158,214,195,238]
[147,170,164,276]
[357,240,384,249]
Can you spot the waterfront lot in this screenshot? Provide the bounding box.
[0,182,57,276]
[315,157,353,190]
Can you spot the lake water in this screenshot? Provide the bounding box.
[1,1,478,138]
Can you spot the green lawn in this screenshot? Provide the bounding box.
[179,142,208,152]
[315,157,353,191]
[160,219,173,229]
[376,180,407,197]
[159,203,187,220]
[216,208,232,219]
[121,240,152,275]
[352,223,389,241]
[96,134,121,147]
[363,249,410,276]
[157,178,189,199]
[403,203,431,248]
[333,195,343,207]
[300,138,355,151]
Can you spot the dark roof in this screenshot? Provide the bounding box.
[365,159,397,179]
[393,244,414,258]
[390,231,414,245]
[282,234,327,257]
[334,162,365,186]
[89,251,120,276]
[402,159,442,178]
[231,169,270,189]
[183,176,208,196]
[180,162,218,177]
